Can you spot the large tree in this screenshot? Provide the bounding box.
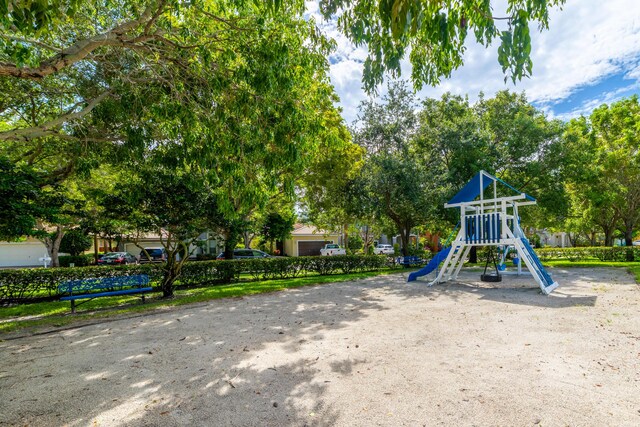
[590,97,640,250]
[0,155,89,266]
[260,212,295,254]
[107,166,218,298]
[563,96,640,253]
[562,117,618,246]
[2,1,346,255]
[353,81,448,255]
[300,105,365,248]
[365,154,446,255]
[416,90,566,225]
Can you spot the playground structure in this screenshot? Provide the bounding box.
[408,171,559,295]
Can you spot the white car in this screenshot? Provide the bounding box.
[373,244,394,255]
[320,244,347,256]
[633,240,640,246]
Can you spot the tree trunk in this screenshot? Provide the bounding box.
[41,225,65,267]
[343,224,349,253]
[161,243,188,298]
[161,270,177,298]
[223,224,241,260]
[93,234,99,264]
[624,228,635,261]
[399,227,411,256]
[362,226,371,255]
[161,257,178,298]
[604,229,614,247]
[469,246,478,264]
[224,241,234,259]
[50,239,61,267]
[243,231,254,249]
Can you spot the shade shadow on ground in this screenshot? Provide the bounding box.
[1,267,639,426]
[0,281,388,426]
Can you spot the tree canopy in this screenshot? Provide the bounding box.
[0,0,567,150]
[562,96,640,251]
[320,0,566,92]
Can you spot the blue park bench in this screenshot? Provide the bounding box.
[58,275,152,313]
[396,255,424,267]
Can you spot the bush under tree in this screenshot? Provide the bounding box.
[60,229,92,256]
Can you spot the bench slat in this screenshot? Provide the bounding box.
[60,287,153,301]
[58,275,150,295]
[58,274,152,313]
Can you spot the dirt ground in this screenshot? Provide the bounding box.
[1,267,639,427]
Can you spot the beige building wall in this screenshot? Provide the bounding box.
[284,235,338,257]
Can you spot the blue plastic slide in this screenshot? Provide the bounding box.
[519,238,555,288]
[407,246,452,282]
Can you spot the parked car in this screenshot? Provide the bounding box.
[320,243,346,256]
[216,249,271,260]
[373,244,394,255]
[97,252,138,265]
[139,247,168,263]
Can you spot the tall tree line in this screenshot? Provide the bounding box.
[326,82,562,254]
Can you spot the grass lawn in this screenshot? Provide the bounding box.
[0,270,397,334]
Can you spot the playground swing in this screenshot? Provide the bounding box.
[407,170,559,295]
[480,247,502,282]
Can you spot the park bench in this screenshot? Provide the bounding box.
[58,275,152,313]
[396,255,424,267]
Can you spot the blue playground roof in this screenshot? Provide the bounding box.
[447,171,536,204]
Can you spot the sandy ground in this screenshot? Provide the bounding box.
[1,267,639,427]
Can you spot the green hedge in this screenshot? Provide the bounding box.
[0,255,393,304]
[59,255,95,267]
[535,246,640,262]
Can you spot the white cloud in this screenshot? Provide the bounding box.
[309,0,640,123]
[552,81,640,120]
[626,62,640,80]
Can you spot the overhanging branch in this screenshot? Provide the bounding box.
[0,2,165,79]
[0,91,111,142]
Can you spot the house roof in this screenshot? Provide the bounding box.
[447,170,536,204]
[291,224,340,236]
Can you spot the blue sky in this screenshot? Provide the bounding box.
[306,0,640,124]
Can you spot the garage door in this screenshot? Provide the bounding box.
[298,241,332,256]
[0,241,48,267]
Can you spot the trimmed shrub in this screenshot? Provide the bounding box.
[59,255,94,267]
[177,260,240,286]
[535,246,640,262]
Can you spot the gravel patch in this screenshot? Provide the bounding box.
[1,267,639,426]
